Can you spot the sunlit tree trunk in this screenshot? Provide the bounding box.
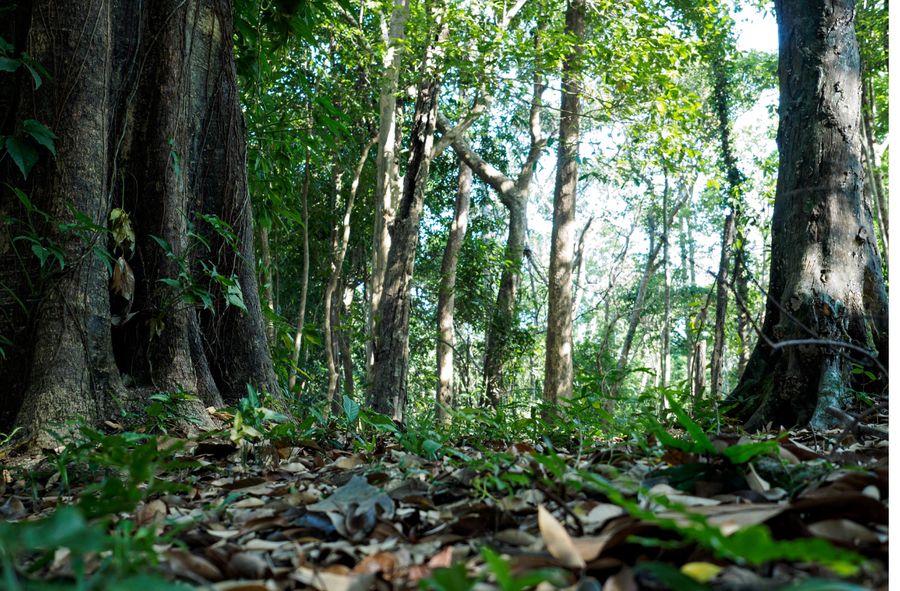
[368,0,409,389]
[436,159,472,419]
[543,0,584,404]
[438,71,545,407]
[372,13,447,420]
[288,155,311,391]
[727,0,888,429]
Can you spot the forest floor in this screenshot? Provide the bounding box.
[0,400,888,591]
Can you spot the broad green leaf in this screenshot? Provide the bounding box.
[22,120,56,155]
[0,56,19,72]
[5,136,38,179]
[420,563,476,591]
[342,395,360,423]
[721,440,779,464]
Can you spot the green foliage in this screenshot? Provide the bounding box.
[0,425,197,589]
[144,389,203,434]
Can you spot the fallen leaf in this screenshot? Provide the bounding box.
[538,505,586,569]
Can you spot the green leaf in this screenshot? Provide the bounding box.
[420,563,476,591]
[0,56,19,72]
[5,136,39,179]
[342,395,360,423]
[721,440,779,464]
[23,119,57,156]
[633,562,707,591]
[665,392,717,454]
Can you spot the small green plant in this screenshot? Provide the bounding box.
[145,389,203,434]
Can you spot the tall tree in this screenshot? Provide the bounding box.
[726,0,888,429]
[0,0,275,440]
[371,9,448,420]
[543,0,584,404]
[437,72,546,407]
[435,158,472,418]
[368,0,410,388]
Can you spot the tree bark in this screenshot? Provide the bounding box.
[660,174,671,389]
[436,158,472,419]
[0,0,274,440]
[372,14,446,420]
[710,212,735,398]
[726,0,888,430]
[368,0,409,389]
[542,0,584,404]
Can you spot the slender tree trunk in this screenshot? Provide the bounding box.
[543,0,584,404]
[710,212,734,398]
[288,154,312,391]
[338,283,355,399]
[372,14,447,420]
[325,139,374,414]
[436,159,472,419]
[861,78,888,262]
[727,0,888,429]
[259,224,276,344]
[483,198,527,405]
[1,0,274,439]
[438,67,546,407]
[368,0,409,389]
[660,174,671,389]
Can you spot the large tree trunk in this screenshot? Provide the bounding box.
[0,0,274,440]
[368,0,409,389]
[543,0,584,404]
[726,0,888,430]
[436,159,472,419]
[372,15,446,420]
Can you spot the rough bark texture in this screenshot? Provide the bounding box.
[0,0,275,439]
[726,0,888,430]
[543,0,584,404]
[436,159,471,419]
[368,0,409,388]
[372,18,445,420]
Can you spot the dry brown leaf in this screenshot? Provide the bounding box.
[537,505,586,569]
[292,567,375,591]
[427,545,454,568]
[228,552,269,579]
[353,551,397,576]
[166,549,224,582]
[744,463,771,493]
[808,519,881,545]
[332,454,367,470]
[603,566,638,591]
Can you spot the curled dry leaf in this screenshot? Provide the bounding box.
[537,505,586,569]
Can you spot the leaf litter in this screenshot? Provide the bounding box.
[0,407,888,590]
